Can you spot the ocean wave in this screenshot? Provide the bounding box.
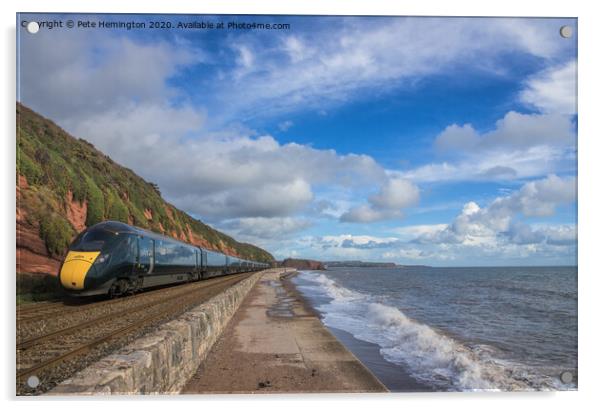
[297,271,568,391]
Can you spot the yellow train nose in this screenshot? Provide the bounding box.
[59,251,100,290]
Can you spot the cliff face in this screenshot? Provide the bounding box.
[16,103,274,275]
[280,258,325,270]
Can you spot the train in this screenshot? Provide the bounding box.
[59,221,270,297]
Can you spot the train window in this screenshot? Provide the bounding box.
[154,240,196,266]
[206,251,226,267]
[113,235,137,263]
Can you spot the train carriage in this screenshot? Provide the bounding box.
[58,221,268,297]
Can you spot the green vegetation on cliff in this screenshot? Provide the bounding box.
[16,103,274,263]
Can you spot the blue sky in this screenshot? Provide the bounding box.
[18,14,577,265]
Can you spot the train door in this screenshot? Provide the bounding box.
[137,236,155,275]
[195,249,203,279]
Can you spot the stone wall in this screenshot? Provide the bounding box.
[48,272,263,394]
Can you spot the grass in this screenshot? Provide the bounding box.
[16,273,63,304]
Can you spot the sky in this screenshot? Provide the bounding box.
[17,14,577,266]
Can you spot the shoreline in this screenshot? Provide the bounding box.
[288,272,433,393]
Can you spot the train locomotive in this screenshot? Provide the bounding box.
[59,221,269,297]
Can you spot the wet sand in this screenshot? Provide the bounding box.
[326,327,433,392]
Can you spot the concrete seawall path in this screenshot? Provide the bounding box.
[182,270,388,394]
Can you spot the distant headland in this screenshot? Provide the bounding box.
[280,258,326,270]
[279,259,430,270]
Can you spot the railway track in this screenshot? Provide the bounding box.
[16,272,255,395]
[17,279,208,324]
[16,275,242,341]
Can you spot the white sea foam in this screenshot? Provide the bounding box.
[297,271,565,391]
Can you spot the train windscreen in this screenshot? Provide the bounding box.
[70,228,119,251]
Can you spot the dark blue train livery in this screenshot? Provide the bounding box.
[59,221,269,297]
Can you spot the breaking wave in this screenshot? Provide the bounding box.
[296,271,567,391]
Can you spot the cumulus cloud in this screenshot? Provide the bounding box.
[542,224,577,246]
[393,224,448,240]
[19,29,197,121]
[271,174,576,261]
[414,175,576,246]
[220,217,312,240]
[71,113,385,219]
[520,60,577,115]
[341,178,419,223]
[406,109,575,183]
[297,234,445,263]
[434,124,480,153]
[317,235,400,250]
[435,111,574,154]
[359,176,577,264]
[401,145,571,183]
[510,174,576,217]
[382,248,433,260]
[370,178,420,209]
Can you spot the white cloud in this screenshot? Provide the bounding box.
[382,248,433,260]
[236,45,254,69]
[509,174,576,217]
[310,235,402,258]
[174,179,314,219]
[401,145,570,183]
[393,224,448,240]
[435,111,574,154]
[341,177,419,223]
[20,30,197,121]
[492,18,565,59]
[406,110,575,183]
[71,112,385,219]
[370,178,420,209]
[416,175,576,246]
[520,60,577,115]
[220,217,312,240]
[283,36,312,63]
[434,124,480,153]
[376,177,576,263]
[278,120,294,131]
[339,205,386,223]
[320,234,400,248]
[543,224,577,246]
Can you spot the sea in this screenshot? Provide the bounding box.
[292,266,577,392]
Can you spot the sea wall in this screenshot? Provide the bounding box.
[48,272,264,395]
